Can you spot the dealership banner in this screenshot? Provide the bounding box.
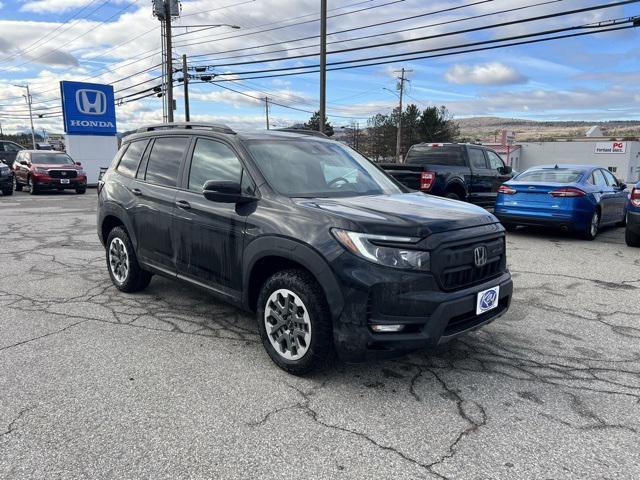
[60,81,117,136]
[595,142,626,154]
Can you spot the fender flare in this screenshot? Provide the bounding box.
[242,236,344,319]
[444,178,468,198]
[98,201,138,249]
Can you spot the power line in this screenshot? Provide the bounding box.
[188,0,567,65]
[190,0,640,69]
[0,0,143,74]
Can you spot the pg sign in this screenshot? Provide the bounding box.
[595,142,626,154]
[60,81,117,136]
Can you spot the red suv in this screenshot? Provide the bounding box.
[13,150,87,194]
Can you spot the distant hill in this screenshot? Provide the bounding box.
[456,117,640,142]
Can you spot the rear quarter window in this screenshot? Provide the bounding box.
[117,140,149,178]
[405,146,465,166]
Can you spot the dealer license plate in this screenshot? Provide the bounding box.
[476,286,500,315]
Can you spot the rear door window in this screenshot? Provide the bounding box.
[405,145,465,166]
[117,140,148,178]
[144,137,190,187]
[468,148,488,169]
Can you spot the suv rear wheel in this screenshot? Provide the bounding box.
[257,269,333,375]
[106,226,152,292]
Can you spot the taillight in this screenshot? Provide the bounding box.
[498,185,516,195]
[549,187,586,197]
[631,188,640,207]
[420,171,436,191]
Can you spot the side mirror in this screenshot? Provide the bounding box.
[617,182,627,191]
[75,162,82,166]
[203,180,256,204]
[500,165,513,175]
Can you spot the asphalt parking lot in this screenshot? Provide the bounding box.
[1,191,639,480]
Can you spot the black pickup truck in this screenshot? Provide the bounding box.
[380,143,513,208]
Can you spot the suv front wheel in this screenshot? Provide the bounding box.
[106,226,152,292]
[257,269,333,375]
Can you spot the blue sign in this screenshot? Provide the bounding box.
[60,81,117,136]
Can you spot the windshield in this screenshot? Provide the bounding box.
[246,139,403,198]
[515,168,585,183]
[31,153,75,165]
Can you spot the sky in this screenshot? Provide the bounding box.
[0,0,639,135]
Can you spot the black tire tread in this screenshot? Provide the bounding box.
[257,269,333,375]
[106,226,152,293]
[626,227,640,247]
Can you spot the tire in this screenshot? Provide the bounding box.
[105,226,152,293]
[445,192,461,201]
[626,221,640,247]
[581,210,600,240]
[76,187,86,194]
[257,269,333,375]
[14,177,23,191]
[28,177,38,195]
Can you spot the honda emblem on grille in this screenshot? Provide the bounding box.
[61,172,67,176]
[474,246,487,267]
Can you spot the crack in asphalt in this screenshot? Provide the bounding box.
[0,407,34,439]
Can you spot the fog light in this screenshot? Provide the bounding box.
[371,325,405,333]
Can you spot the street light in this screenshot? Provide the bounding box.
[12,84,36,149]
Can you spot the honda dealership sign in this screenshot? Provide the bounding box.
[595,142,626,154]
[60,81,117,135]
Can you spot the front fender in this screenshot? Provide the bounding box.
[97,200,138,249]
[242,236,345,320]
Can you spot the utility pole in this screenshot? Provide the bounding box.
[13,84,36,149]
[319,0,327,134]
[164,0,174,123]
[394,68,411,163]
[182,54,190,122]
[264,96,270,129]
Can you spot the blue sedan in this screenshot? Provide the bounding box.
[626,182,640,247]
[495,164,628,240]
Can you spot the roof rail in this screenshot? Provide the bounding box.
[136,122,236,134]
[275,127,328,138]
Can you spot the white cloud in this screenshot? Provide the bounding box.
[20,0,126,13]
[445,63,527,86]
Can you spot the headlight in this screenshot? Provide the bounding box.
[332,229,430,271]
[34,167,49,174]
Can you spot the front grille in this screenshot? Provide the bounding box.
[48,169,77,179]
[432,234,506,291]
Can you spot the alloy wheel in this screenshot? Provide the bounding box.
[264,289,312,361]
[109,237,129,284]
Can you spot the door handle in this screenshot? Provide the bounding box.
[130,188,142,196]
[175,200,191,210]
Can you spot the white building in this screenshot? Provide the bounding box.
[516,139,640,183]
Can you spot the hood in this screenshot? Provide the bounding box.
[295,192,498,237]
[33,164,78,170]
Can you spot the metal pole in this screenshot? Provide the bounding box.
[164,0,174,123]
[0,122,3,137]
[265,96,270,129]
[319,0,327,134]
[395,68,405,163]
[160,20,167,122]
[182,54,190,122]
[26,85,36,149]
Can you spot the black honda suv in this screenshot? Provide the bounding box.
[97,123,512,374]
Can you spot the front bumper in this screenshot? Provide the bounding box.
[330,253,513,363]
[32,175,87,189]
